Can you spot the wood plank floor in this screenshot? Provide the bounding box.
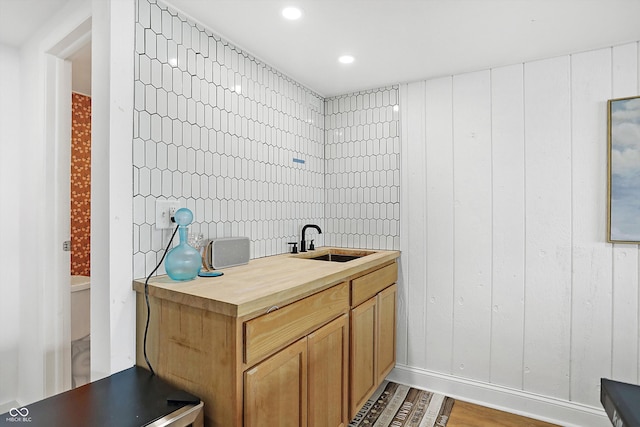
[447,400,559,427]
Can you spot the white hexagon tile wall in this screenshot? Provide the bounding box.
[132,0,400,278]
[324,89,400,251]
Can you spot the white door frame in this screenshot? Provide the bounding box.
[17,0,135,406]
[20,0,135,404]
[43,18,92,396]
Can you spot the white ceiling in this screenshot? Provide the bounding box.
[164,0,640,97]
[1,0,640,97]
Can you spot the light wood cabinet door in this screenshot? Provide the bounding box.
[349,296,377,418]
[244,338,308,427]
[376,284,397,384]
[308,314,349,427]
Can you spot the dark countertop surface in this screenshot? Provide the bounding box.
[601,378,640,427]
[1,366,200,427]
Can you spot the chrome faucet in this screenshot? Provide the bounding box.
[300,224,322,252]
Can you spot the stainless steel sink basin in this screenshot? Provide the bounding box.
[293,249,375,262]
[307,253,361,262]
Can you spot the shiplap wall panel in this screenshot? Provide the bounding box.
[611,43,640,384]
[522,56,573,399]
[452,71,493,381]
[404,81,429,367]
[425,77,455,373]
[489,64,526,389]
[570,48,613,407]
[398,42,640,421]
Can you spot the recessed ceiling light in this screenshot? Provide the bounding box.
[338,55,355,64]
[282,7,302,20]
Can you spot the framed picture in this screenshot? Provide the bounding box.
[608,95,640,242]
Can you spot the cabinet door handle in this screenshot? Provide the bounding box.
[266,305,280,313]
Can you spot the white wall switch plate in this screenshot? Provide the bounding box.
[156,199,181,229]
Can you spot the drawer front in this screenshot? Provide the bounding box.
[351,262,398,307]
[244,282,349,366]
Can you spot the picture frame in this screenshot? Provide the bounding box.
[607,95,640,243]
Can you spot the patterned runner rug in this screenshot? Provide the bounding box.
[349,381,455,427]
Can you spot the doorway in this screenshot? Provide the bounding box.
[44,18,92,395]
[25,0,135,404]
[69,41,92,388]
[10,1,134,407]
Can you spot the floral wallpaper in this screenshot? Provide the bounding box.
[71,92,91,276]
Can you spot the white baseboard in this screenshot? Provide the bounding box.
[388,364,610,427]
[0,400,20,415]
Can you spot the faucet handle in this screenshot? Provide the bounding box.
[288,242,298,254]
[309,239,315,250]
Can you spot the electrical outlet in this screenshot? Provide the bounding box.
[156,199,181,229]
[168,205,178,222]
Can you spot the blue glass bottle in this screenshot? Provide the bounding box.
[165,208,201,281]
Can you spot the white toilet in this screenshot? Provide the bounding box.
[70,275,91,388]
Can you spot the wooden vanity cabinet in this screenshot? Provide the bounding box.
[348,262,398,419]
[136,253,398,427]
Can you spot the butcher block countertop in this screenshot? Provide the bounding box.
[133,247,400,319]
